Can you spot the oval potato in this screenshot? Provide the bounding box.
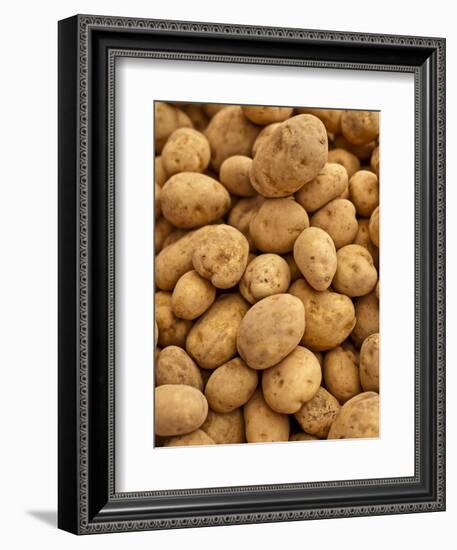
[239,254,291,304]
[244,389,290,443]
[155,384,208,436]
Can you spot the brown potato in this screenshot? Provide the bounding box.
[351,292,379,347]
[201,408,246,444]
[369,206,380,247]
[155,291,193,348]
[310,198,358,249]
[333,244,378,297]
[162,228,190,249]
[154,102,193,153]
[161,128,211,175]
[371,146,380,175]
[219,155,256,197]
[239,254,291,304]
[251,122,282,157]
[295,163,348,213]
[341,110,379,145]
[353,218,379,268]
[327,391,379,439]
[163,429,215,447]
[289,432,319,441]
[327,148,360,178]
[155,155,168,187]
[296,108,343,133]
[323,346,361,404]
[244,389,290,443]
[155,384,208,436]
[360,333,380,392]
[171,270,216,320]
[155,346,203,390]
[242,105,293,125]
[375,281,380,300]
[155,217,174,253]
[237,294,305,370]
[227,196,264,252]
[294,387,341,438]
[349,170,379,217]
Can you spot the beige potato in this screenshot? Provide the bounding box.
[155,102,193,153]
[161,128,211,175]
[371,146,380,175]
[296,108,343,134]
[186,294,250,369]
[351,292,379,347]
[244,389,290,443]
[349,170,379,217]
[360,333,380,392]
[353,218,379,268]
[181,103,209,132]
[327,148,360,178]
[219,155,256,197]
[341,110,379,145]
[323,346,361,404]
[155,156,168,187]
[237,294,305,370]
[155,291,193,348]
[283,253,302,282]
[327,391,379,439]
[369,206,380,247]
[161,173,231,228]
[334,135,377,161]
[295,163,348,213]
[262,346,322,414]
[294,387,341,438]
[205,106,260,170]
[201,408,246,444]
[251,122,282,157]
[293,227,337,291]
[242,105,293,125]
[250,199,309,254]
[227,196,264,251]
[163,429,215,447]
[310,198,358,249]
[289,279,356,351]
[155,384,208,436]
[250,115,328,197]
[333,244,378,297]
[171,270,216,320]
[289,432,318,441]
[155,217,174,253]
[239,254,291,304]
[155,346,203,390]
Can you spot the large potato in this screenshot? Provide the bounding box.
[351,292,379,347]
[294,387,341,438]
[310,198,358,249]
[155,291,192,348]
[186,294,250,369]
[353,218,379,268]
[293,227,337,291]
[161,128,211,175]
[360,333,380,392]
[155,384,208,436]
[244,389,290,443]
[227,196,264,251]
[155,346,203,390]
[242,105,293,125]
[155,102,193,153]
[163,430,215,447]
[201,408,246,444]
[349,170,379,217]
[219,155,256,197]
[171,270,216,320]
[327,391,379,439]
[323,346,362,404]
[295,163,348,213]
[369,206,380,247]
[239,254,291,304]
[327,148,360,178]
[333,244,378,297]
[296,108,343,134]
[237,294,305,370]
[341,110,380,145]
[262,346,322,414]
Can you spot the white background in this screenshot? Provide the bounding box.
[0,1,454,549]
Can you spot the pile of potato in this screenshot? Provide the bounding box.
[154,102,380,447]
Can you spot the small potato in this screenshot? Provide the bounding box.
[295,163,348,213]
[205,357,258,413]
[334,135,376,161]
[155,156,168,187]
[289,279,356,351]
[250,199,309,254]
[360,333,380,392]
[333,244,378,297]
[327,391,379,439]
[251,122,282,157]
[283,252,302,282]
[239,254,291,304]
[244,389,290,443]
[371,146,380,175]
[155,291,192,348]
[293,227,337,291]
[311,198,358,249]
[155,217,174,253]
[341,110,379,145]
[242,105,293,125]
[323,346,361,404]
[155,384,208,436]
[163,429,215,447]
[186,294,250,369]
[228,196,264,251]
[262,346,322,414]
[294,387,341,438]
[289,432,318,441]
[237,294,305,370]
[201,408,246,444]
[219,155,256,197]
[161,173,231,228]
[161,128,211,175]
[250,115,328,197]
[156,346,203,390]
[192,225,249,289]
[154,183,162,219]
[349,170,379,217]
[353,218,379,268]
[327,148,360,178]
[369,206,380,247]
[351,292,379,347]
[155,102,193,153]
[205,106,260,170]
[181,103,209,132]
[171,270,216,320]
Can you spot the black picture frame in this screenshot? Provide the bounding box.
[58,14,446,534]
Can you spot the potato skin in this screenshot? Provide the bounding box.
[155,291,193,348]
[327,391,379,439]
[161,173,231,228]
[242,105,293,125]
[239,254,291,304]
[219,155,256,197]
[162,128,211,175]
[262,346,322,414]
[293,227,337,291]
[250,115,328,197]
[351,292,379,347]
[156,346,203,390]
[323,346,361,404]
[244,389,290,443]
[341,110,380,145]
[327,148,360,178]
[155,384,208,436]
[311,198,358,249]
[237,294,305,370]
[369,206,380,247]
[360,333,380,392]
[186,294,250,369]
[349,170,379,217]
[295,163,348,213]
[205,357,258,413]
[333,244,378,297]
[163,429,215,447]
[295,387,341,438]
[171,270,216,320]
[201,408,246,444]
[155,102,193,153]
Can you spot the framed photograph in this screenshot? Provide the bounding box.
[58,14,446,534]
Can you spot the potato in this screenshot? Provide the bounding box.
[186,293,250,369]
[205,357,258,413]
[250,199,309,254]
[341,339,360,365]
[351,292,379,347]
[162,228,189,249]
[181,103,209,132]
[250,115,328,197]
[323,346,361,404]
[349,170,379,217]
[295,163,348,213]
[244,389,290,443]
[205,106,260,170]
[219,155,256,197]
[251,122,282,157]
[353,218,379,268]
[327,391,379,439]
[156,346,203,390]
[262,346,322,414]
[163,429,215,447]
[201,408,246,444]
[289,432,318,441]
[289,279,356,351]
[283,253,302,282]
[239,253,291,304]
[227,196,264,251]
[293,227,337,291]
[341,110,379,145]
[375,281,380,300]
[155,102,193,153]
[155,384,208,436]
[327,148,360,178]
[294,387,341,438]
[155,155,168,187]
[310,198,358,249]
[161,173,231,228]
[154,183,162,219]
[161,128,211,175]
[171,270,216,320]
[242,105,293,125]
[333,135,376,161]
[360,333,380,392]
[369,206,380,247]
[155,291,193,348]
[296,108,343,134]
[333,244,378,297]
[371,146,380,175]
[155,217,174,253]
[237,294,305,370]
